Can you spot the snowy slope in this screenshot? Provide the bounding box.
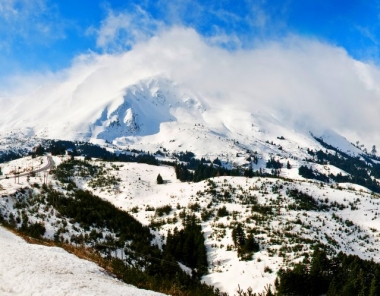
[2,156,380,294]
[0,226,164,296]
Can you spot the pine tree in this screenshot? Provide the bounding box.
[372,145,377,155]
[369,277,380,296]
[232,223,246,248]
[156,174,163,184]
[244,167,254,177]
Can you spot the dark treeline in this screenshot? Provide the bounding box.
[46,188,153,251]
[41,140,159,165]
[298,165,329,183]
[301,148,380,193]
[175,161,284,183]
[286,189,324,211]
[276,248,380,296]
[175,162,241,182]
[0,151,24,163]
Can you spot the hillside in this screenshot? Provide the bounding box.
[2,151,380,294]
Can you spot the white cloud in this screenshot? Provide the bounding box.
[0,0,19,19]
[0,0,66,49]
[93,6,163,51]
[2,26,380,148]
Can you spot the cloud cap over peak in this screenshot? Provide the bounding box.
[1,26,380,148]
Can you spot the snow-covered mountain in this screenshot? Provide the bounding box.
[2,67,380,295]
[0,73,364,167]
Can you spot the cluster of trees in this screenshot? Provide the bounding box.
[276,248,380,296]
[175,155,289,183]
[44,188,217,293]
[46,189,153,248]
[298,165,329,183]
[175,162,240,183]
[173,151,196,163]
[311,149,380,193]
[164,215,208,277]
[19,214,46,239]
[155,205,172,217]
[54,159,97,184]
[0,151,22,163]
[232,224,259,260]
[266,158,283,169]
[173,151,225,170]
[175,163,194,182]
[193,163,240,182]
[45,140,159,165]
[299,138,380,193]
[31,144,45,157]
[287,189,326,211]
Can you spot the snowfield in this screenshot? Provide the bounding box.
[0,226,164,296]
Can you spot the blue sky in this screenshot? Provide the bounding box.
[1,0,380,78]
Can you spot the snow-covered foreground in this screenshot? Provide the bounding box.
[0,226,164,296]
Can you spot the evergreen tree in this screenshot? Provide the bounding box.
[244,167,254,178]
[309,248,331,294]
[156,173,163,184]
[212,158,222,166]
[34,144,45,156]
[369,277,380,296]
[244,234,259,253]
[372,145,377,156]
[232,223,246,248]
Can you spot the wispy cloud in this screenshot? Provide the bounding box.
[151,0,291,49]
[90,5,163,52]
[0,0,66,49]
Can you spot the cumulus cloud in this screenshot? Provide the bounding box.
[2,25,380,148]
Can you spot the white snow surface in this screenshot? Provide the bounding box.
[0,226,164,296]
